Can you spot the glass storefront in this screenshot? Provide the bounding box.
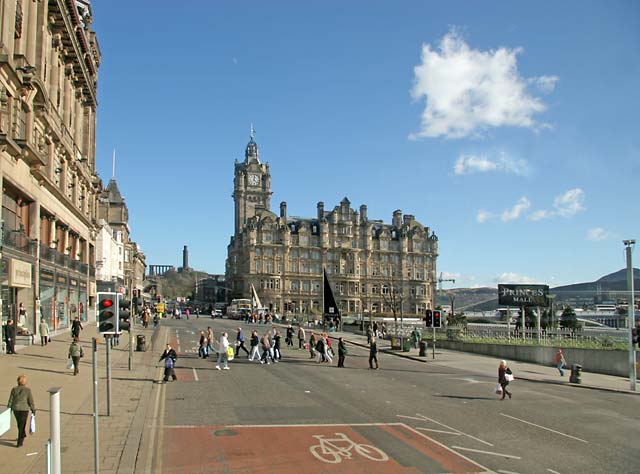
[55,274,69,330]
[40,269,55,329]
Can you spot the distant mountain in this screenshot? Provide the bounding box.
[439,268,640,312]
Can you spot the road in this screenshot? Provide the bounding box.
[142,317,639,474]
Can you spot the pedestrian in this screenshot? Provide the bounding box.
[153,314,159,328]
[260,332,274,364]
[555,349,566,376]
[198,331,207,358]
[216,332,230,370]
[411,328,421,349]
[68,336,84,376]
[286,324,295,347]
[366,325,373,345]
[235,327,250,357]
[4,319,16,354]
[273,330,282,360]
[337,337,347,368]
[372,321,378,337]
[369,336,379,370]
[39,318,50,346]
[185,308,190,320]
[316,335,326,363]
[308,333,317,359]
[7,374,36,447]
[249,329,261,361]
[159,344,177,382]
[71,316,83,339]
[206,327,214,357]
[498,360,513,400]
[324,333,334,363]
[297,325,306,349]
[17,302,27,327]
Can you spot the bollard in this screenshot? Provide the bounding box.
[419,340,427,357]
[47,387,62,474]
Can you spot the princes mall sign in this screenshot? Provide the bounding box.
[498,284,549,307]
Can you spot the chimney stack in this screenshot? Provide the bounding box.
[280,201,287,220]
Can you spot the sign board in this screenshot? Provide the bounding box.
[0,409,11,436]
[8,258,32,288]
[157,303,165,313]
[498,284,549,307]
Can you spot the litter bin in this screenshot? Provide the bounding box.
[419,340,427,357]
[390,337,401,350]
[402,337,411,352]
[136,334,147,352]
[569,364,582,384]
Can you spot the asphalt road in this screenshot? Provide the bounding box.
[147,317,639,474]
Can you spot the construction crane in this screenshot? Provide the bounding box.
[438,272,456,292]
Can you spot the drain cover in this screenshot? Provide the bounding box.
[213,429,238,437]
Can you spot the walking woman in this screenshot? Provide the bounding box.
[498,360,513,400]
[216,332,230,370]
[206,327,214,357]
[39,318,50,346]
[7,374,36,447]
[249,329,261,361]
[198,331,207,358]
[337,337,347,368]
[68,336,84,375]
[308,333,317,359]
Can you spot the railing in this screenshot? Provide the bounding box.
[448,324,628,343]
[2,229,37,256]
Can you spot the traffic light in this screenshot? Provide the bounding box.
[118,297,131,332]
[425,309,433,327]
[97,292,118,334]
[433,310,442,328]
[156,295,161,302]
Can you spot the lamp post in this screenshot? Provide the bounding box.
[623,240,636,391]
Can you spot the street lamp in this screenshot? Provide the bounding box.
[623,239,636,392]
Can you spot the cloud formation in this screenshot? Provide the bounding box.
[529,188,586,221]
[587,227,612,241]
[410,29,556,139]
[501,197,531,222]
[494,272,540,284]
[454,152,530,176]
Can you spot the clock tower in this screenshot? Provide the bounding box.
[233,127,272,234]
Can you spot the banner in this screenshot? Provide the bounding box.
[498,284,549,307]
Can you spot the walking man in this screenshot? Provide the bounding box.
[249,330,261,361]
[555,348,566,376]
[4,319,16,354]
[71,316,83,339]
[297,325,306,349]
[159,344,178,382]
[369,336,379,370]
[235,327,250,357]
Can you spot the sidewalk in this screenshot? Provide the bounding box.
[0,322,162,474]
[313,325,639,395]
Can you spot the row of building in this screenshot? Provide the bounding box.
[0,0,144,339]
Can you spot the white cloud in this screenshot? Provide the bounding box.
[553,188,585,217]
[528,209,551,221]
[410,29,555,139]
[454,152,530,176]
[494,272,540,284]
[533,75,559,94]
[587,227,612,241]
[501,197,531,222]
[476,209,494,223]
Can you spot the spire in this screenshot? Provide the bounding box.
[250,123,255,140]
[245,124,260,163]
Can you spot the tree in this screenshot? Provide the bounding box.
[560,306,579,331]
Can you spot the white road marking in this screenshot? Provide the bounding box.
[398,413,494,447]
[415,427,461,436]
[547,469,563,474]
[192,368,199,381]
[498,470,523,474]
[226,422,403,428]
[500,414,588,443]
[452,446,521,459]
[26,452,38,456]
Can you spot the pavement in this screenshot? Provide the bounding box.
[1,319,637,474]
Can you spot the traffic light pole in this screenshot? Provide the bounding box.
[105,337,112,416]
[92,338,99,474]
[624,240,636,392]
[432,327,436,359]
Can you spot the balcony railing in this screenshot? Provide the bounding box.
[3,229,37,256]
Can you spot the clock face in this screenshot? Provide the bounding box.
[248,174,260,186]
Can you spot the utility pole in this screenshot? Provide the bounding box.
[624,240,636,391]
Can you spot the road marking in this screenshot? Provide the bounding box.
[452,446,521,459]
[415,427,461,436]
[26,452,38,456]
[309,432,389,464]
[398,413,494,447]
[500,414,588,443]
[498,470,523,474]
[192,368,199,381]
[146,330,169,474]
[547,469,563,474]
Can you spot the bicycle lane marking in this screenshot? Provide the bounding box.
[160,423,491,474]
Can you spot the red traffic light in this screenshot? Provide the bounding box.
[101,299,114,308]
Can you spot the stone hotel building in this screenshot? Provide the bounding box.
[226,132,439,317]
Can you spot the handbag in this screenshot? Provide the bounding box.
[66,358,74,370]
[505,373,515,382]
[494,384,503,396]
[226,346,235,361]
[29,414,36,434]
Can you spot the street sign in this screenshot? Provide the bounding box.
[157,302,165,313]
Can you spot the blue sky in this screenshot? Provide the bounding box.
[91,1,639,288]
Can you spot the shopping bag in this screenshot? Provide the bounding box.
[226,346,235,361]
[29,414,36,434]
[494,384,503,396]
[505,373,515,382]
[66,358,74,370]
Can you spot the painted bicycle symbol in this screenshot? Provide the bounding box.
[309,432,389,464]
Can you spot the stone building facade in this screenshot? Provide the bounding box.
[0,0,101,335]
[226,132,438,318]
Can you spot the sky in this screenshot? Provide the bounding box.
[91,1,639,288]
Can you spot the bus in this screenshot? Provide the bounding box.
[227,298,251,320]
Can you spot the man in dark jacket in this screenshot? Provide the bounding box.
[159,344,178,382]
[235,327,250,357]
[4,319,16,354]
[71,317,83,338]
